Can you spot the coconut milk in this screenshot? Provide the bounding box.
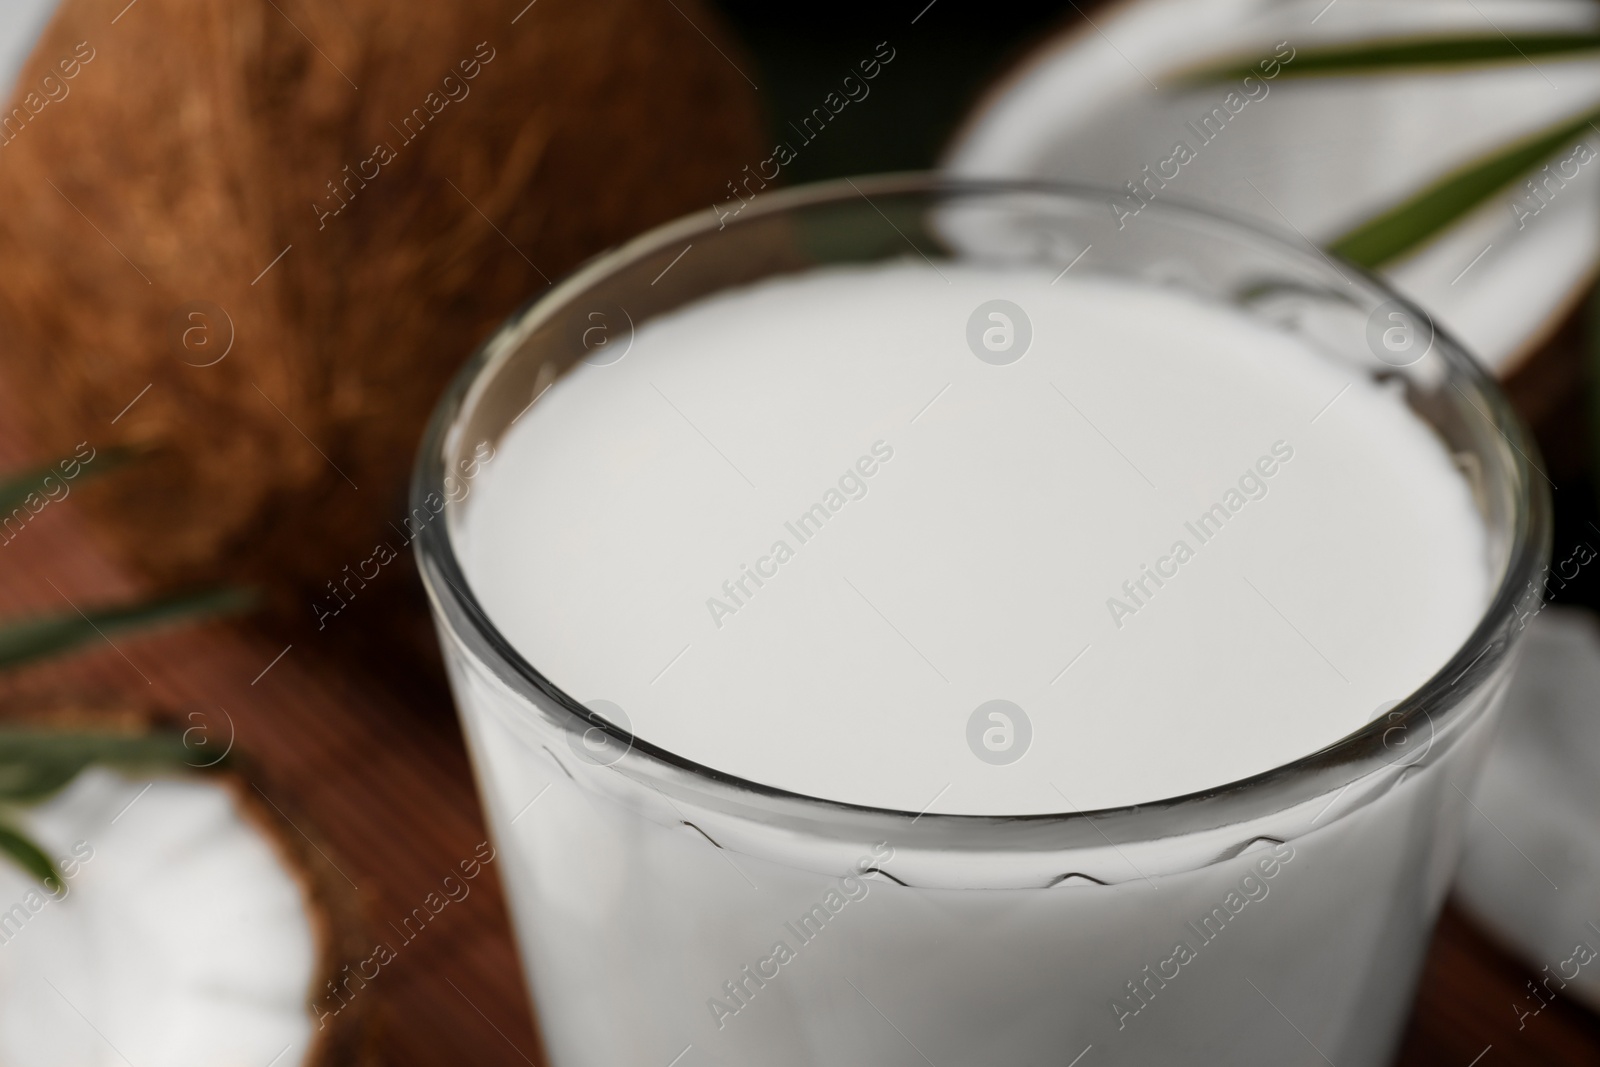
[462,263,1486,814]
[446,262,1497,1065]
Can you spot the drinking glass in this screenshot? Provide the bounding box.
[413,175,1549,1066]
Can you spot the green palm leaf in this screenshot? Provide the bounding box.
[0,731,216,886]
[1328,104,1600,269]
[0,447,134,516]
[0,823,60,888]
[0,452,251,888]
[0,731,204,802]
[1180,33,1600,83]
[0,587,256,671]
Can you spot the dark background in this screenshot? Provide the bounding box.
[712,0,1072,181]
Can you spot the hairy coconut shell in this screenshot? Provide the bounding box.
[232,762,378,1066]
[0,0,764,626]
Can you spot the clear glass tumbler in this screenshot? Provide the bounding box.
[413,175,1549,1066]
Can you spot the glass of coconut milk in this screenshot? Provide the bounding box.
[413,176,1549,1066]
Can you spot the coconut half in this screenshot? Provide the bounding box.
[944,0,1600,376]
[0,762,354,1066]
[1456,606,1600,1010]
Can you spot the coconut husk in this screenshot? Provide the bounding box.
[232,758,378,1067]
[0,0,764,629]
[1501,286,1594,486]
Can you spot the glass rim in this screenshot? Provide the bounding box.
[412,172,1551,846]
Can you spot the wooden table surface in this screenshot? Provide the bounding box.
[1,396,1596,1066]
[0,397,542,1064]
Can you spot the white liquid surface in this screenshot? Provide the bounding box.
[461,263,1488,815]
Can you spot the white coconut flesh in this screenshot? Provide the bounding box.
[0,0,58,105]
[944,0,1600,375]
[1456,607,1600,1011]
[0,766,319,1066]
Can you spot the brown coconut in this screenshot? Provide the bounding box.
[0,0,765,633]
